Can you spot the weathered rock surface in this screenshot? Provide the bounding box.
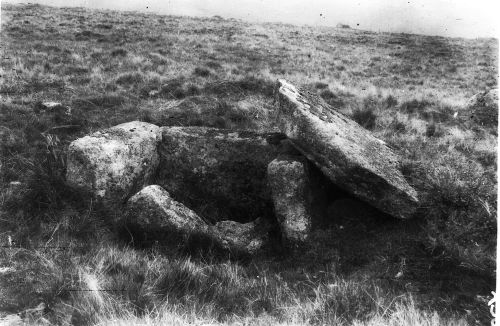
[126,185,268,255]
[267,155,313,244]
[275,79,418,219]
[66,121,161,204]
[126,185,210,236]
[157,126,282,223]
[466,88,498,128]
[0,313,22,326]
[214,218,270,255]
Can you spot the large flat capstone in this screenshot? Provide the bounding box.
[157,126,282,223]
[66,121,161,204]
[275,79,419,219]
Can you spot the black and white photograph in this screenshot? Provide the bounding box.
[0,0,498,325]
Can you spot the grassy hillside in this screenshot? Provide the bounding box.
[0,3,497,325]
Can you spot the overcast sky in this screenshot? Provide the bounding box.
[3,0,499,38]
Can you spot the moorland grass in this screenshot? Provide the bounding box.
[0,2,497,325]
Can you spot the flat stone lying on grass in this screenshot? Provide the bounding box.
[126,185,270,255]
[66,121,161,204]
[267,154,313,245]
[275,79,419,219]
[157,126,282,223]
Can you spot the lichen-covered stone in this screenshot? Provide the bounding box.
[214,218,270,255]
[126,185,210,235]
[267,155,312,244]
[157,126,281,223]
[66,121,161,204]
[275,79,419,219]
[126,185,267,255]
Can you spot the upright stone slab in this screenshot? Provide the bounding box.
[157,126,281,223]
[275,79,418,219]
[267,154,312,244]
[66,121,161,204]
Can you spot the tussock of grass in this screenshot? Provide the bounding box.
[140,96,258,130]
[352,107,377,130]
[424,123,443,137]
[206,61,223,70]
[97,301,468,326]
[399,99,433,114]
[193,67,211,77]
[475,150,496,168]
[64,65,89,75]
[73,94,126,110]
[111,48,127,57]
[391,136,496,277]
[115,72,145,85]
[319,89,345,108]
[74,30,104,40]
[388,117,406,133]
[233,76,275,97]
[314,82,329,90]
[384,95,398,108]
[353,298,467,326]
[3,242,471,325]
[201,76,275,99]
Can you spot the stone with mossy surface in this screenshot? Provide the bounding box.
[267,154,313,245]
[214,218,271,255]
[66,121,161,205]
[274,79,419,219]
[125,185,214,244]
[126,185,271,255]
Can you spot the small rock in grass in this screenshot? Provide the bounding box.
[34,101,71,115]
[215,218,271,255]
